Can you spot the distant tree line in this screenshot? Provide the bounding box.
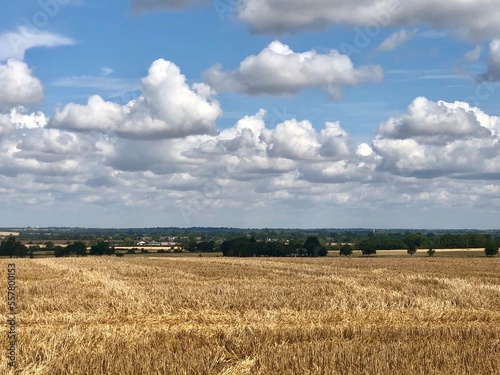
[186,241,216,252]
[358,233,499,251]
[0,236,28,258]
[53,241,115,257]
[221,236,327,257]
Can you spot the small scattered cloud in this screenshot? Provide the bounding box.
[0,27,75,62]
[52,75,141,97]
[205,41,383,99]
[100,67,114,77]
[465,45,483,62]
[377,29,417,52]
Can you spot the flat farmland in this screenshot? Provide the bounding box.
[2,257,500,374]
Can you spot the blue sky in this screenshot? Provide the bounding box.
[0,0,500,228]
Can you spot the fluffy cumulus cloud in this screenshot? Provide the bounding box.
[205,41,383,98]
[479,39,500,82]
[50,59,222,139]
[225,116,371,185]
[106,108,365,187]
[0,27,75,62]
[236,0,500,39]
[2,95,500,227]
[377,29,417,52]
[373,97,500,178]
[0,112,99,180]
[50,95,126,132]
[0,59,43,108]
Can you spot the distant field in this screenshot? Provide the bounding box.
[2,257,500,374]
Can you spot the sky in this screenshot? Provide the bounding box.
[0,0,500,229]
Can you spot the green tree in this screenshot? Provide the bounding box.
[360,240,377,256]
[339,244,353,257]
[54,246,66,257]
[407,243,417,256]
[304,236,327,257]
[186,240,198,252]
[14,241,28,258]
[404,234,423,255]
[66,242,87,256]
[198,241,216,252]
[427,246,435,257]
[0,236,27,258]
[90,241,115,256]
[484,243,499,257]
[44,241,55,250]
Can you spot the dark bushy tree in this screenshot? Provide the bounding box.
[66,242,87,256]
[198,241,216,252]
[340,244,353,257]
[304,236,327,257]
[187,241,198,252]
[44,241,55,250]
[407,243,417,256]
[90,241,115,256]
[484,243,499,257]
[54,246,65,257]
[360,242,376,256]
[220,236,328,257]
[221,237,255,257]
[0,236,27,258]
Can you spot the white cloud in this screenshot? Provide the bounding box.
[51,95,126,132]
[377,97,493,141]
[377,29,417,52]
[373,97,500,178]
[356,143,373,157]
[262,119,321,160]
[100,67,114,77]
[0,27,75,61]
[465,45,483,62]
[50,59,222,139]
[9,107,47,129]
[205,41,383,98]
[52,75,141,97]
[479,39,500,82]
[0,59,43,108]
[236,0,500,39]
[0,124,103,179]
[2,97,500,227]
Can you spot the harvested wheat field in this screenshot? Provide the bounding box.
[2,256,500,374]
